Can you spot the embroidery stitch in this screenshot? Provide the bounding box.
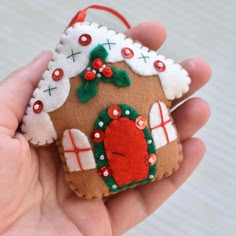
[150,102,171,143]
[43,86,57,96]
[65,130,84,170]
[102,39,116,50]
[67,49,81,62]
[138,53,150,63]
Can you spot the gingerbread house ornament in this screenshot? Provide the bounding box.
[22,6,191,199]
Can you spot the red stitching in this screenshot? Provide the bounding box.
[65,148,92,153]
[65,130,92,171]
[150,102,171,143]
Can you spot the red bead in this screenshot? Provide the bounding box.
[91,129,104,143]
[108,105,121,119]
[78,34,92,46]
[92,58,103,69]
[84,70,96,81]
[52,68,64,81]
[154,60,166,72]
[135,116,147,130]
[121,47,134,58]
[33,100,43,114]
[99,166,112,178]
[102,67,113,78]
[145,154,157,166]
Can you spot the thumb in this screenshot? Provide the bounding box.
[0,51,52,136]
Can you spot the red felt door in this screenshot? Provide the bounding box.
[104,117,149,186]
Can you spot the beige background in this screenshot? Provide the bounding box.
[0,0,235,235]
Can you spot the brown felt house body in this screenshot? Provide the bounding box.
[22,21,190,199]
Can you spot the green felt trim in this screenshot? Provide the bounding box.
[93,104,157,192]
[77,45,131,103]
[90,44,108,61]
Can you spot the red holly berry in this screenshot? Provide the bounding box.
[92,58,103,69]
[84,70,96,81]
[102,67,113,78]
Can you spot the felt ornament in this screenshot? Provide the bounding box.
[22,5,191,199]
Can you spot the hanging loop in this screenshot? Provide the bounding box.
[67,5,131,29]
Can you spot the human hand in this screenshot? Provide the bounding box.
[0,21,211,236]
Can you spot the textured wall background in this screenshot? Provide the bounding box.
[0,0,235,235]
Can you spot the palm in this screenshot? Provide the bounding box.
[1,133,112,235]
[0,22,211,236]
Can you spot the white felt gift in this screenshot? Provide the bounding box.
[149,101,177,149]
[62,129,96,172]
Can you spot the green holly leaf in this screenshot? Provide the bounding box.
[76,44,131,103]
[111,68,131,87]
[90,44,108,61]
[77,80,98,103]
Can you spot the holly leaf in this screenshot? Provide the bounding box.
[90,44,108,61]
[101,76,113,83]
[111,68,131,87]
[77,80,98,103]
